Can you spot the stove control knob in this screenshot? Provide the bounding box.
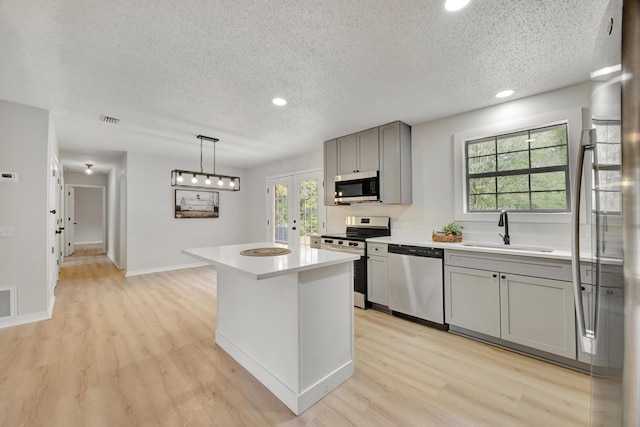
[325,239,333,244]
[349,242,358,246]
[338,241,343,245]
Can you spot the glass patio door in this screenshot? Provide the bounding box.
[267,170,324,246]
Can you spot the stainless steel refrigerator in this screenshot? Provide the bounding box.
[571,0,640,425]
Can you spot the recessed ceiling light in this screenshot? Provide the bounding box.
[444,0,470,11]
[272,98,287,106]
[495,89,515,98]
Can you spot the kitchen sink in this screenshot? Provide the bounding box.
[461,242,554,253]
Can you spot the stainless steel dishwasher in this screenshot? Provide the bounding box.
[387,245,445,328]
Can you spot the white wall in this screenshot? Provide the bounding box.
[107,154,127,269]
[0,99,50,319]
[73,187,104,244]
[125,151,248,275]
[64,171,108,186]
[244,83,592,249]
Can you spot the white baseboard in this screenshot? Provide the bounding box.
[107,252,123,270]
[0,310,51,330]
[216,331,354,415]
[125,261,209,277]
[48,295,56,318]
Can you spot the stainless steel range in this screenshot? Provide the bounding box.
[321,216,390,309]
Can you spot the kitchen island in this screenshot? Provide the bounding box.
[182,242,359,415]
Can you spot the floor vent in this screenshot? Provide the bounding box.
[0,287,15,319]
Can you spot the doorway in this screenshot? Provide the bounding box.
[266,169,325,246]
[65,184,106,256]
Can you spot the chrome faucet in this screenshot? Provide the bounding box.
[498,210,510,245]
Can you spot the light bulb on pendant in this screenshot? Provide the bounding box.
[217,177,224,186]
[205,175,211,185]
[85,163,93,175]
[177,172,184,183]
[229,180,235,188]
[191,174,198,184]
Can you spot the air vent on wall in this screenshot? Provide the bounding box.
[100,115,120,124]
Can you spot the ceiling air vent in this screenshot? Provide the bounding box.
[100,115,120,124]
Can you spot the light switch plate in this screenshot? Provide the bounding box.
[0,225,14,238]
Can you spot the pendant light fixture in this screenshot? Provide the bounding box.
[84,164,93,175]
[171,135,240,191]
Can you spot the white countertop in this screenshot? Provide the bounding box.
[366,236,586,261]
[183,242,359,280]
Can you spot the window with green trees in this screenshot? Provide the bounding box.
[465,124,570,212]
[298,179,319,243]
[592,119,621,214]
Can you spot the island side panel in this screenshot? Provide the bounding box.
[215,266,301,397]
[298,262,355,410]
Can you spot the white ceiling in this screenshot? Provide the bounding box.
[0,0,609,172]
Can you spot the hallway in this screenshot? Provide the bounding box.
[59,244,122,281]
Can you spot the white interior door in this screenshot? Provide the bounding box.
[267,170,324,246]
[66,186,75,256]
[48,149,61,295]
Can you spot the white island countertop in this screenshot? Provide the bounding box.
[182,242,359,280]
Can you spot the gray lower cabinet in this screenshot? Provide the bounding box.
[444,250,578,360]
[367,243,388,306]
[500,273,576,359]
[444,266,501,337]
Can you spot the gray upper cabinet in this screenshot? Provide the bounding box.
[324,139,338,206]
[324,121,412,205]
[380,121,412,204]
[337,133,357,174]
[356,127,380,173]
[337,128,379,174]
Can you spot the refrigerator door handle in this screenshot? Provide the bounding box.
[571,128,597,355]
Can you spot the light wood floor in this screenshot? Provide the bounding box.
[0,252,591,426]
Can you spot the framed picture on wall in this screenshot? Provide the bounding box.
[175,189,219,218]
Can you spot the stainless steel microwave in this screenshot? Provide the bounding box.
[335,170,380,204]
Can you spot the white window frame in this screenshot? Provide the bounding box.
[453,108,588,224]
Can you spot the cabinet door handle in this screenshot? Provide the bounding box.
[492,274,497,278]
[50,209,56,214]
[501,275,506,279]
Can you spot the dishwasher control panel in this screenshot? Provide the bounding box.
[387,245,443,258]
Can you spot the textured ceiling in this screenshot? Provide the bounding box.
[0,0,609,171]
